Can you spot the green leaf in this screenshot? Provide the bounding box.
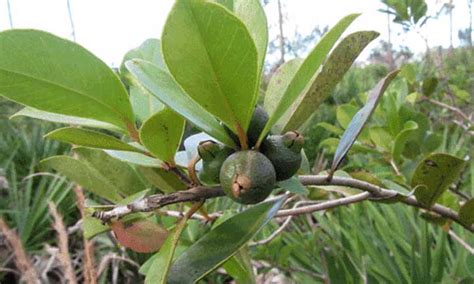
[413,153,466,208]
[222,247,255,284]
[145,207,195,284]
[336,104,359,129]
[459,199,474,226]
[140,108,185,164]
[40,156,119,202]
[0,30,133,131]
[256,13,360,146]
[277,176,309,195]
[139,167,186,193]
[41,148,146,201]
[369,126,392,151]
[120,39,166,122]
[282,31,379,131]
[120,38,166,76]
[129,85,165,122]
[162,0,258,134]
[263,58,303,132]
[11,107,124,133]
[168,197,285,283]
[104,149,162,168]
[392,121,419,162]
[83,216,109,239]
[45,127,141,152]
[126,60,236,147]
[330,70,399,173]
[316,122,344,136]
[215,0,268,78]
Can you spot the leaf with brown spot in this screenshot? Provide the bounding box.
[111,219,168,253]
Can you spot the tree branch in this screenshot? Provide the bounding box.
[92,175,474,233]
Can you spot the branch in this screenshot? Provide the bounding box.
[92,175,474,233]
[422,96,473,125]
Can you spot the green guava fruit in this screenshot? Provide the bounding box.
[261,131,304,181]
[219,150,276,204]
[223,105,269,148]
[197,140,234,185]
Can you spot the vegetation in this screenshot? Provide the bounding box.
[0,0,472,283]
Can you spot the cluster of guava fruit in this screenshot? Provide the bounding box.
[197,106,304,204]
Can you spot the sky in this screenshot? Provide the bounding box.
[0,0,472,67]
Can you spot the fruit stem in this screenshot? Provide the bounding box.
[236,124,248,150]
[187,154,201,186]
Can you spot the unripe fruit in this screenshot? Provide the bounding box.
[224,105,269,148]
[219,150,276,204]
[261,131,304,181]
[197,140,234,185]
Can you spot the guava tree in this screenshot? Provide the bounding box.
[0,0,471,282]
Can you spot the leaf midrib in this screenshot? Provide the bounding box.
[0,66,128,126]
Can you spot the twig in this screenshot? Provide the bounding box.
[422,96,473,125]
[0,218,39,283]
[168,166,193,186]
[276,192,372,217]
[187,154,201,185]
[448,230,474,254]
[48,202,77,284]
[96,253,140,277]
[92,175,474,233]
[93,186,223,222]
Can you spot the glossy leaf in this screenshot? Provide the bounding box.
[145,207,195,284]
[104,149,162,168]
[162,0,258,134]
[392,121,418,162]
[283,31,379,131]
[111,219,168,253]
[83,216,109,239]
[168,197,285,283]
[120,39,165,122]
[413,153,466,208]
[222,247,255,284]
[215,0,268,77]
[459,199,474,226]
[126,60,236,147]
[140,108,185,164]
[330,70,399,173]
[257,14,360,146]
[0,30,133,130]
[139,167,187,193]
[40,156,122,202]
[11,107,124,133]
[277,176,309,195]
[45,127,141,152]
[129,85,165,122]
[264,58,303,132]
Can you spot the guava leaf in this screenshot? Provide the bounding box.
[330,70,399,174]
[0,30,133,131]
[257,14,360,146]
[45,127,141,152]
[392,121,419,162]
[104,149,162,168]
[282,31,379,132]
[111,219,168,253]
[140,108,185,165]
[168,197,285,283]
[11,107,124,133]
[263,58,303,132]
[278,176,309,195]
[126,60,236,147]
[215,0,268,79]
[459,199,474,226]
[413,153,466,208]
[120,39,165,122]
[222,247,255,284]
[162,0,258,134]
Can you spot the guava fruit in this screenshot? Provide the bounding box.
[197,140,234,185]
[219,150,276,204]
[261,131,304,181]
[223,105,269,148]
